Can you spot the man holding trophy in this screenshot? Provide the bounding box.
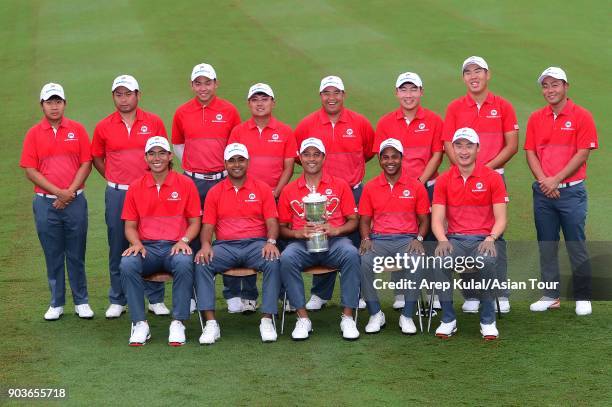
[278,138,361,341]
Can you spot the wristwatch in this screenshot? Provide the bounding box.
[488,233,498,241]
[267,238,277,245]
[181,236,190,244]
[416,235,424,242]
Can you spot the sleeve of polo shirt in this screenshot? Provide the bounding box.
[261,186,279,220]
[227,125,240,144]
[501,99,519,132]
[171,110,184,145]
[76,123,92,163]
[277,189,293,224]
[202,186,219,225]
[91,123,105,158]
[339,180,357,217]
[577,110,598,150]
[121,188,139,221]
[432,174,448,205]
[361,116,376,160]
[284,127,298,158]
[184,180,202,218]
[490,173,508,204]
[524,114,537,151]
[441,103,457,142]
[19,129,38,168]
[432,114,444,152]
[415,182,431,214]
[358,184,373,216]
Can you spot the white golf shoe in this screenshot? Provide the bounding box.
[480,322,499,340]
[259,317,277,342]
[226,297,243,313]
[392,295,405,310]
[495,297,511,313]
[44,306,64,321]
[168,320,186,346]
[358,298,367,310]
[530,297,560,312]
[129,321,151,346]
[399,315,417,335]
[148,302,170,316]
[242,299,257,314]
[105,304,126,319]
[575,301,592,316]
[75,304,94,319]
[340,315,360,340]
[462,299,480,313]
[291,317,313,341]
[435,320,457,338]
[306,295,328,311]
[365,311,386,334]
[199,320,221,345]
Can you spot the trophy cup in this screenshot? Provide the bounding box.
[290,192,340,252]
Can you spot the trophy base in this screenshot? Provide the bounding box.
[307,247,329,253]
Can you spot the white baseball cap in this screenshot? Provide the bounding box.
[462,56,489,72]
[537,67,568,84]
[379,138,404,155]
[112,75,139,92]
[40,83,65,101]
[145,136,171,152]
[299,137,326,154]
[224,143,249,160]
[395,72,423,89]
[452,127,480,144]
[247,83,275,100]
[319,76,345,92]
[191,63,217,81]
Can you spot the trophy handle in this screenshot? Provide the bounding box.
[326,197,340,217]
[290,200,305,218]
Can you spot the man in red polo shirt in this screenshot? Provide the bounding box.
[432,128,508,340]
[442,56,518,314]
[194,143,281,344]
[359,138,430,334]
[525,67,598,316]
[294,76,375,310]
[120,137,201,346]
[171,63,249,313]
[279,138,361,341]
[20,83,94,321]
[228,83,296,198]
[374,71,444,310]
[92,74,168,319]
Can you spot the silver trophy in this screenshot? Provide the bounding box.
[290,192,340,252]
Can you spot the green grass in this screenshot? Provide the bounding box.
[1,1,611,405]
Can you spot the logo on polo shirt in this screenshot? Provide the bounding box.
[268,133,282,143]
[64,132,77,142]
[272,133,279,140]
[419,123,425,130]
[561,121,575,131]
[399,189,413,199]
[140,125,149,134]
[343,128,356,138]
[212,113,226,123]
[472,182,487,193]
[486,109,500,119]
[325,188,332,196]
[415,122,429,133]
[245,192,259,203]
[168,191,181,201]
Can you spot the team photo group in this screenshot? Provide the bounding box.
[20,55,598,347]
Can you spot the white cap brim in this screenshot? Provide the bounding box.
[224,143,249,160]
[299,137,326,154]
[191,63,217,81]
[112,75,139,92]
[462,56,489,72]
[537,67,568,84]
[145,136,171,152]
[319,76,345,92]
[247,83,275,100]
[379,138,404,155]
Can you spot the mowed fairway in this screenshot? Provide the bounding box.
[1,1,611,405]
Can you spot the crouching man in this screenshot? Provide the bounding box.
[120,136,201,346]
[194,143,281,344]
[431,128,508,340]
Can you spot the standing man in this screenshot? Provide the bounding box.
[294,76,375,310]
[374,72,444,309]
[171,63,247,313]
[442,56,519,314]
[92,75,168,319]
[20,83,94,320]
[279,138,361,341]
[525,67,598,316]
[432,128,508,340]
[119,137,201,346]
[359,138,431,334]
[194,143,281,344]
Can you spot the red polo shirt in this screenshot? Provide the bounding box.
[203,177,277,240]
[442,92,518,167]
[92,108,167,185]
[294,108,375,187]
[20,117,92,194]
[360,172,430,234]
[374,106,444,180]
[122,171,202,241]
[433,164,508,235]
[524,99,598,183]
[227,116,297,189]
[171,96,241,173]
[278,171,357,230]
